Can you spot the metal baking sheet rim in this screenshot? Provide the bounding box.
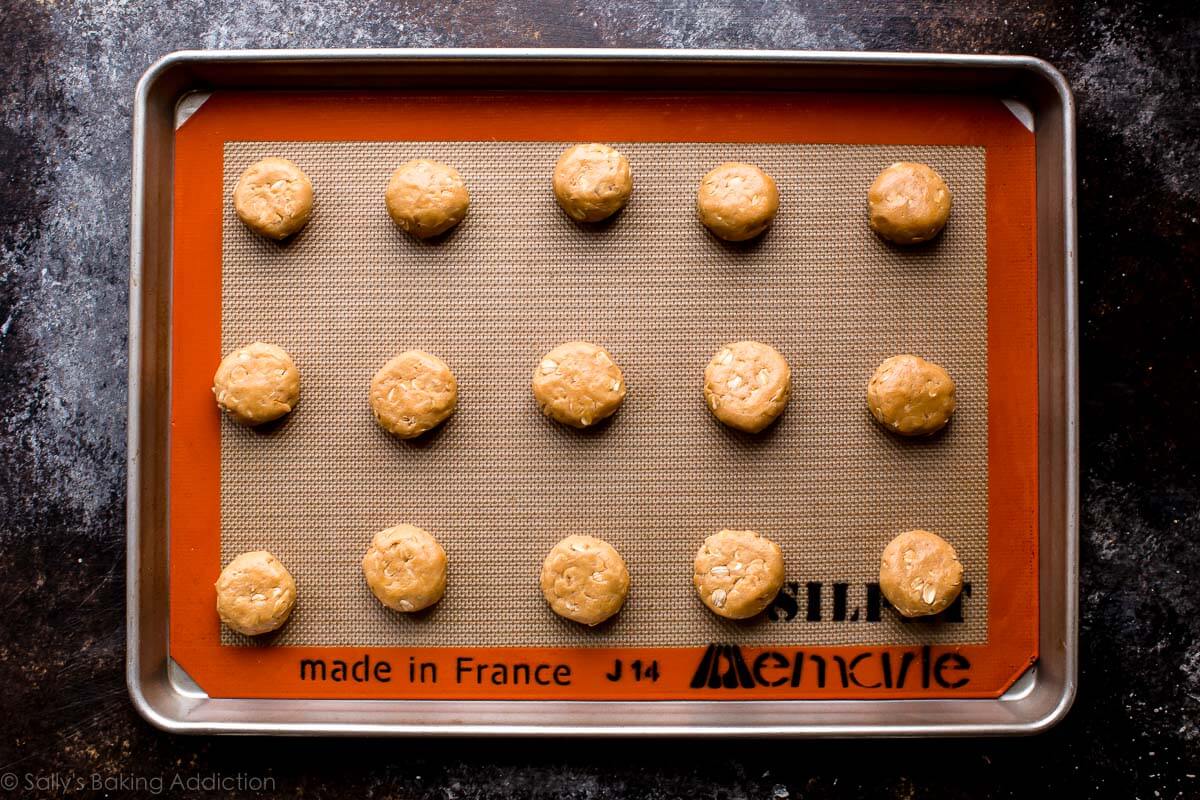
[126,48,1078,737]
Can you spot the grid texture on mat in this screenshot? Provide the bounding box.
[220,140,988,648]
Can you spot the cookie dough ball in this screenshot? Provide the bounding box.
[693,529,785,619]
[879,529,964,617]
[697,162,779,241]
[215,551,297,636]
[552,143,633,223]
[867,162,952,244]
[362,524,447,613]
[232,157,314,240]
[212,342,301,426]
[704,341,792,433]
[532,341,626,428]
[540,535,630,626]
[369,350,458,438]
[867,354,956,436]
[385,159,470,238]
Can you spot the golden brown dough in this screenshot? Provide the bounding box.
[232,157,314,240]
[697,162,779,241]
[215,550,297,636]
[532,341,626,429]
[385,159,470,238]
[867,162,952,244]
[866,354,956,436]
[369,350,458,439]
[693,529,785,619]
[212,342,301,426]
[703,341,792,433]
[879,529,964,617]
[540,535,630,626]
[362,525,448,613]
[553,143,633,222]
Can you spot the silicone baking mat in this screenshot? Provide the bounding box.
[169,92,1038,700]
[219,140,987,648]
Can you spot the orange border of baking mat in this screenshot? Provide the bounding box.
[169,92,1038,700]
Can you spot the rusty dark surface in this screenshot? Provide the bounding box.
[1,1,1198,797]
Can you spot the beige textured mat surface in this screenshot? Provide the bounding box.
[220,140,988,648]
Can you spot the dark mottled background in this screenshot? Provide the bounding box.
[1,0,1198,797]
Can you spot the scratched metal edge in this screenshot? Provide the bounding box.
[125,48,1078,737]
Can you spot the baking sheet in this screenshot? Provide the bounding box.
[219,140,989,649]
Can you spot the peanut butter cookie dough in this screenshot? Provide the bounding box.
[232,157,314,240]
[215,550,297,636]
[879,529,964,617]
[703,341,792,433]
[866,354,956,436]
[697,162,779,241]
[532,341,626,429]
[867,162,952,244]
[369,350,458,439]
[212,342,301,426]
[540,535,630,626]
[385,159,470,238]
[362,525,448,613]
[693,529,785,619]
[552,143,633,223]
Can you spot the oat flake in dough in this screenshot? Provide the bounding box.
[232,157,314,240]
[540,535,630,626]
[212,341,301,426]
[215,550,297,636]
[552,143,633,223]
[369,350,458,438]
[703,340,792,433]
[878,529,964,617]
[693,529,785,619]
[362,524,448,613]
[532,341,626,429]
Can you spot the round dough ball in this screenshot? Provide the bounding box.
[867,354,956,436]
[879,529,964,617]
[362,524,447,613]
[232,157,314,240]
[704,341,792,433]
[369,350,458,439]
[552,143,633,223]
[532,341,626,429]
[697,162,779,241]
[215,550,297,636]
[385,159,470,238]
[540,535,630,626]
[212,341,301,426]
[867,162,952,244]
[693,529,785,619]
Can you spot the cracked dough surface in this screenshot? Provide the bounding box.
[693,529,786,619]
[867,161,952,245]
[362,524,448,613]
[696,161,779,241]
[532,341,626,428]
[879,529,964,617]
[703,340,792,433]
[212,341,301,426]
[552,143,633,223]
[232,157,314,240]
[384,159,470,238]
[215,550,297,636]
[369,350,458,438]
[866,354,956,436]
[540,535,630,626]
